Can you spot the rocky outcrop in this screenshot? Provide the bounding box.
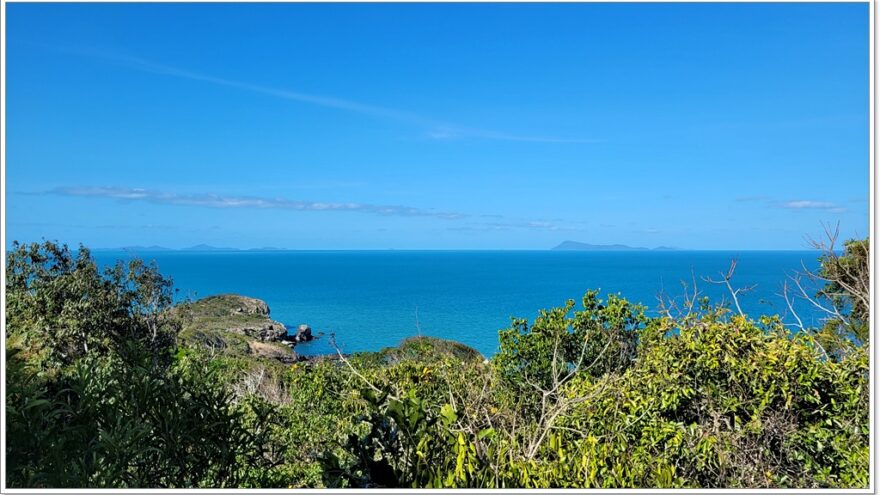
[177,294,287,341]
[225,296,270,316]
[293,324,314,343]
[187,294,271,318]
[249,341,300,364]
[229,320,287,342]
[277,323,315,347]
[176,294,299,363]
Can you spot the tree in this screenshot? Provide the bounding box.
[782,227,869,358]
[6,241,179,373]
[5,241,277,488]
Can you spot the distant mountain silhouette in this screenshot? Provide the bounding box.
[181,244,239,252]
[552,241,681,251]
[94,245,173,252]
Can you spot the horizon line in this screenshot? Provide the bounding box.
[4,241,831,253]
[80,247,820,253]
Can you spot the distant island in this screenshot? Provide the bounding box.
[552,241,680,251]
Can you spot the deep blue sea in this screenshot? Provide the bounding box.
[92,250,825,357]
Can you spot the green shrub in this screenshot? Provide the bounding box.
[5,241,277,487]
[6,239,871,488]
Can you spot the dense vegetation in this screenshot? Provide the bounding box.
[5,239,870,488]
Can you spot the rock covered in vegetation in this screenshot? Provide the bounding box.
[175,294,298,363]
[378,335,483,363]
[227,295,270,316]
[177,294,288,342]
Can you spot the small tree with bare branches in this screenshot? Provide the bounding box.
[783,223,869,358]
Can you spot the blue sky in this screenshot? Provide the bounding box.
[5,3,869,250]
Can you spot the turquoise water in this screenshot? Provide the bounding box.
[92,250,824,357]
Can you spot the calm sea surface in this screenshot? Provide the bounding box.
[92,250,824,357]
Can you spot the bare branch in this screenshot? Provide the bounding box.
[329,334,394,398]
[702,259,757,317]
[780,281,804,332]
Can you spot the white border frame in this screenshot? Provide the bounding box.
[0,1,875,493]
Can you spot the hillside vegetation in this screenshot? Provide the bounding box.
[5,239,869,488]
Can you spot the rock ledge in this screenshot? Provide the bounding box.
[176,294,299,362]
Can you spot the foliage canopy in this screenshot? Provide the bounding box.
[5,240,870,488]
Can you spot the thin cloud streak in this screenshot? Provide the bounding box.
[736,195,848,214]
[48,186,468,220]
[779,200,847,213]
[44,186,576,231]
[447,219,576,232]
[782,200,836,209]
[61,46,596,144]
[735,195,770,203]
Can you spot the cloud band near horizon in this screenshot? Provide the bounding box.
[736,196,848,213]
[41,186,585,232]
[780,200,847,213]
[46,186,469,220]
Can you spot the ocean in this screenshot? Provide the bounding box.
[92,250,826,357]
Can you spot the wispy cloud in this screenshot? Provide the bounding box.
[735,195,770,203]
[43,186,587,232]
[447,219,579,232]
[47,186,468,220]
[778,200,847,213]
[736,195,847,214]
[8,220,178,230]
[54,46,596,144]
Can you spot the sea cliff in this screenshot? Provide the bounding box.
[175,294,303,363]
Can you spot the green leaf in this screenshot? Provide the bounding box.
[440,403,457,426]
